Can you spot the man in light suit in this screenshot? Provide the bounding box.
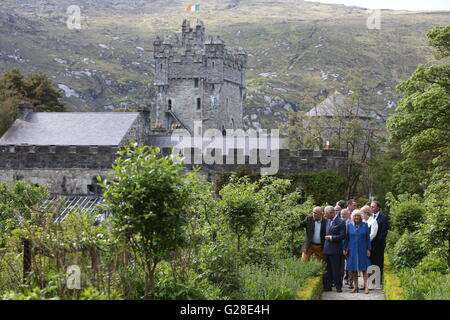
[298,206,327,261]
[323,206,346,292]
[370,201,389,279]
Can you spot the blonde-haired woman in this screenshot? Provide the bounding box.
[361,205,378,242]
[343,210,371,294]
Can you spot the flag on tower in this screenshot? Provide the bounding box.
[185,4,201,12]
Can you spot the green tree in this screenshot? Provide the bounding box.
[0,69,65,136]
[387,25,450,171]
[0,181,49,247]
[218,176,263,253]
[100,143,191,299]
[387,24,450,266]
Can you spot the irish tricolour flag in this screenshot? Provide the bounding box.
[185,4,201,12]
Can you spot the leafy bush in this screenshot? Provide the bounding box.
[386,229,401,253]
[238,243,275,269]
[416,249,449,274]
[198,241,240,297]
[391,231,427,270]
[155,263,222,300]
[288,171,346,205]
[79,288,123,300]
[386,193,425,234]
[2,286,60,300]
[399,269,450,300]
[236,258,323,300]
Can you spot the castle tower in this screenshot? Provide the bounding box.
[153,19,246,135]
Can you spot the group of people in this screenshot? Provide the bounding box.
[298,200,389,294]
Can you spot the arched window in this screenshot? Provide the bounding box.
[168,99,172,110]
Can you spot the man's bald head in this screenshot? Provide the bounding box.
[312,206,323,221]
[341,208,350,220]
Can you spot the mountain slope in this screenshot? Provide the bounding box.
[0,0,448,129]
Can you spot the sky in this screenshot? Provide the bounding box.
[305,0,450,11]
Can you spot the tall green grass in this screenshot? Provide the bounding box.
[236,257,323,300]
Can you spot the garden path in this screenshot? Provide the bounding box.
[320,275,385,300]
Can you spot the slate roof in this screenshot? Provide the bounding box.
[0,112,139,146]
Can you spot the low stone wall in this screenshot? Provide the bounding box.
[0,145,118,169]
[0,147,348,194]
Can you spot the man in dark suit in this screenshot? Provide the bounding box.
[323,205,346,292]
[298,206,327,261]
[370,201,389,279]
[335,200,346,218]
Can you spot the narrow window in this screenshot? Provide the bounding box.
[197,98,201,110]
[212,61,215,68]
[168,99,172,110]
[160,64,163,71]
[194,78,199,88]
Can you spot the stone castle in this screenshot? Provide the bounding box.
[0,20,348,195]
[153,19,246,135]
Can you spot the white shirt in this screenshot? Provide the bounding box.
[367,216,379,241]
[313,220,322,244]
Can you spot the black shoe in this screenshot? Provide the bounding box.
[337,288,343,293]
[324,288,332,292]
[349,285,354,289]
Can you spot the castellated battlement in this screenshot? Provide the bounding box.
[153,19,246,87]
[0,145,118,169]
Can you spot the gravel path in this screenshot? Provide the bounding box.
[321,276,385,300]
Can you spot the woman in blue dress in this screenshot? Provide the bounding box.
[343,210,371,294]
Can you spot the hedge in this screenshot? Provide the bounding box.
[296,274,323,300]
[383,254,406,300]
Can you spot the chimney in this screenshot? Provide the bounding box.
[138,104,151,137]
[18,101,34,120]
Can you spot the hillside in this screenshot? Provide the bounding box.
[0,0,448,129]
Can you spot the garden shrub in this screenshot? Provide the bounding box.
[385,229,401,254]
[199,241,240,297]
[399,269,450,300]
[391,231,426,270]
[386,193,425,234]
[238,243,275,269]
[416,249,449,274]
[155,263,222,300]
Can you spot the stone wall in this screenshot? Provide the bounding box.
[0,145,118,169]
[0,146,347,195]
[120,110,150,146]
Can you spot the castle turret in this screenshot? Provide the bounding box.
[153,20,246,134]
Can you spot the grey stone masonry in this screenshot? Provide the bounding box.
[153,19,246,134]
